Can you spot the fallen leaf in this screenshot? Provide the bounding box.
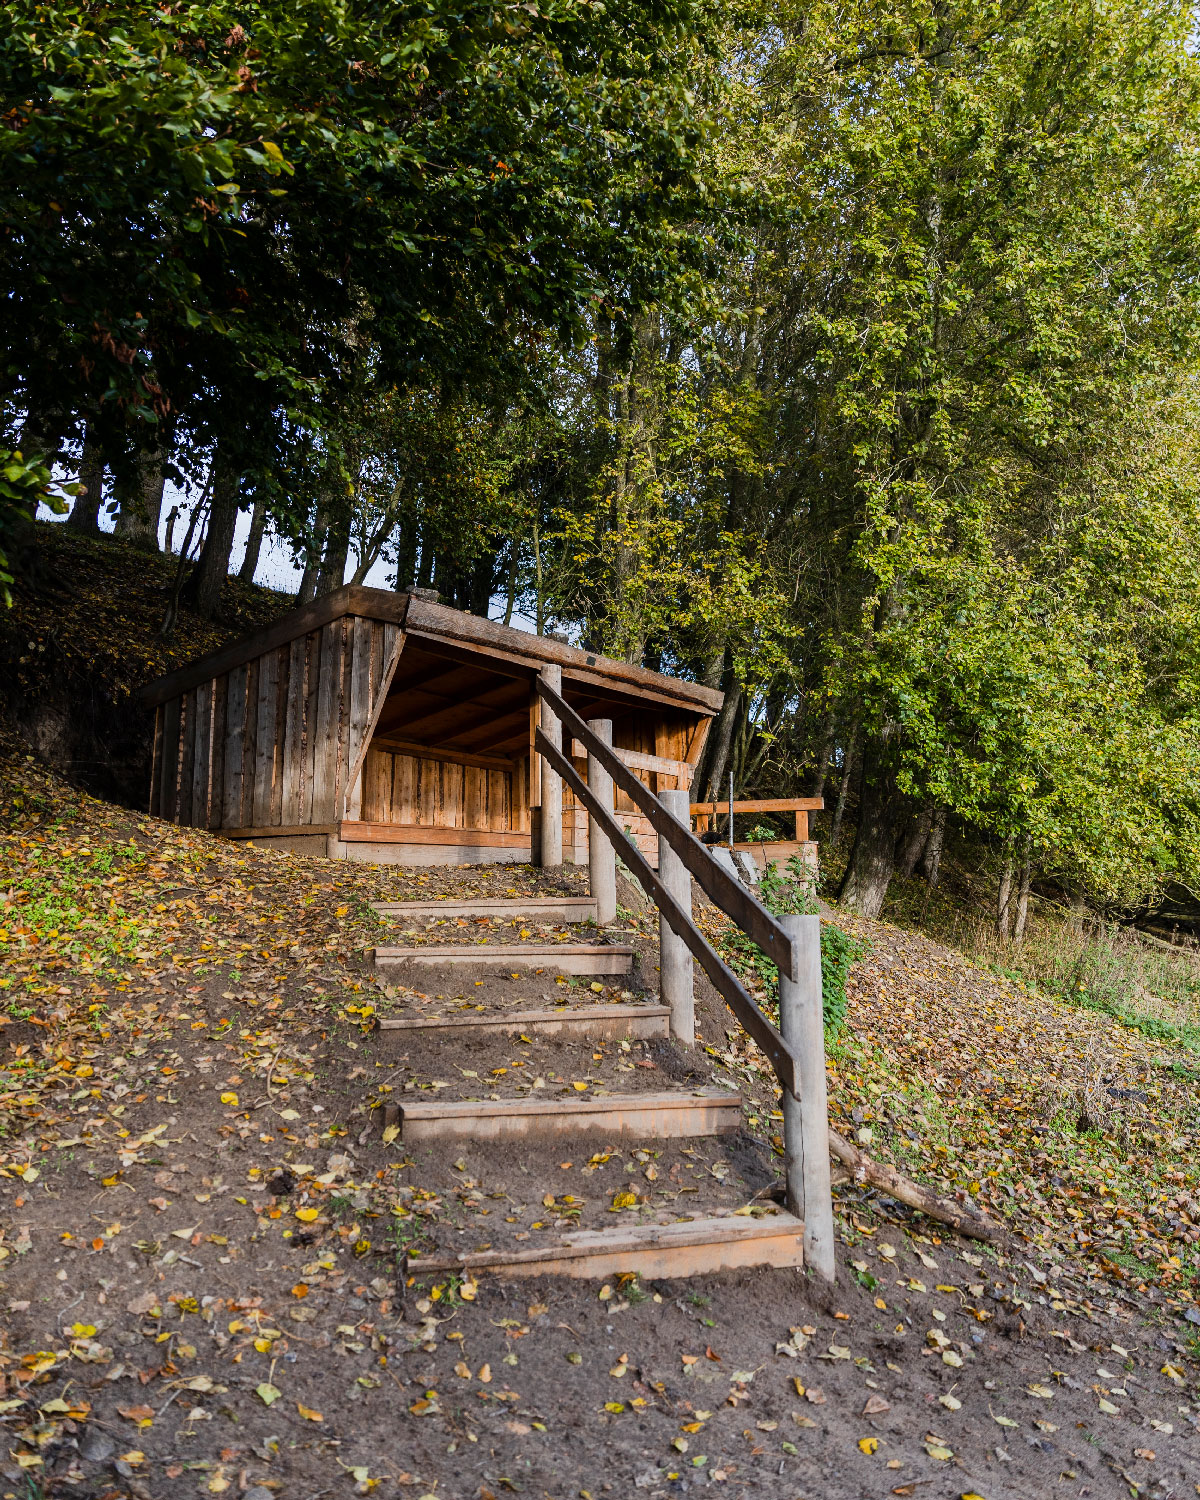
[297,1402,324,1421]
[858,1436,880,1455]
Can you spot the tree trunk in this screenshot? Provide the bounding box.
[393,525,418,594]
[186,447,240,619]
[919,805,947,888]
[897,806,934,879]
[238,493,268,583]
[996,854,1015,940]
[67,426,105,534]
[828,719,860,849]
[19,408,66,466]
[113,437,169,549]
[297,501,329,604]
[837,747,898,917]
[1013,844,1032,944]
[810,714,836,802]
[315,506,350,598]
[701,658,742,803]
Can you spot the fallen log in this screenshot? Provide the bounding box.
[829,1128,1008,1247]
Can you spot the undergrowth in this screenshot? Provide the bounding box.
[719,858,863,1035]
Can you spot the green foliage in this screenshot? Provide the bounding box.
[0,450,70,605]
[719,861,864,1035]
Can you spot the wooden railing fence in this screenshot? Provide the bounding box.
[533,674,835,1280]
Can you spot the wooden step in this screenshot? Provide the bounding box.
[374,942,633,976]
[372,897,598,923]
[409,1212,804,1280]
[390,1089,742,1143]
[378,1003,669,1040]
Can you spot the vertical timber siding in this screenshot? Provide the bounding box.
[151,616,403,833]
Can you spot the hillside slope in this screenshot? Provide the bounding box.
[2,737,1198,1498]
[0,522,295,807]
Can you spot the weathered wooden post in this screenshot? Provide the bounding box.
[538,664,562,868]
[586,717,617,924]
[778,912,836,1281]
[658,788,694,1043]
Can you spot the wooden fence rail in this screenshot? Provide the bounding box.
[534,687,837,1281]
[535,678,798,981]
[534,726,803,1097]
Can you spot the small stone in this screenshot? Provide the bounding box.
[243,1488,274,1500]
[79,1430,116,1462]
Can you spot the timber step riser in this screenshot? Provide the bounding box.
[372,898,599,923]
[388,1090,742,1143]
[374,942,633,976]
[378,1004,669,1040]
[408,1213,804,1280]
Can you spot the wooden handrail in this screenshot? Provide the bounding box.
[689,797,822,815]
[536,678,797,981]
[535,728,800,1096]
[570,741,693,784]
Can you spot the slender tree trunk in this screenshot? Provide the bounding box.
[238,493,268,582]
[996,854,1015,940]
[828,719,860,849]
[701,660,742,802]
[502,547,518,625]
[837,747,899,917]
[532,519,544,632]
[1013,843,1032,944]
[810,714,836,802]
[919,805,947,888]
[67,425,105,533]
[186,447,240,619]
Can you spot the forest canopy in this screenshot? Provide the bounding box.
[5,0,1200,921]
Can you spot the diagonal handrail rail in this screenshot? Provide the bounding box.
[534,727,801,1097]
[536,678,798,981]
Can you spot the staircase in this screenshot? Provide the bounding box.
[367,891,807,1282]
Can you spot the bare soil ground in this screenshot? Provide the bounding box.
[2,739,1199,1500]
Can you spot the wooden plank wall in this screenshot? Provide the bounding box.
[361,748,530,834]
[152,616,400,831]
[561,714,696,863]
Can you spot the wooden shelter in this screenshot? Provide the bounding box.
[139,586,723,866]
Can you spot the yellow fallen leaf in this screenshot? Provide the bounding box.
[1097,1398,1120,1415]
[382,1124,400,1144]
[477,1364,491,1384]
[573,1081,589,1091]
[604,1401,625,1413]
[297,1403,323,1421]
[220,1092,238,1106]
[1026,1383,1055,1399]
[256,1383,280,1406]
[939,1394,962,1411]
[295,1207,319,1222]
[857,1436,879,1455]
[925,1443,953,1461]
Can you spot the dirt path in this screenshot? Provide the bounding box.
[2,743,1198,1498]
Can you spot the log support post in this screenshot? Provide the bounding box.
[779,912,835,1282]
[658,788,694,1043]
[538,663,563,868]
[586,717,617,925]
